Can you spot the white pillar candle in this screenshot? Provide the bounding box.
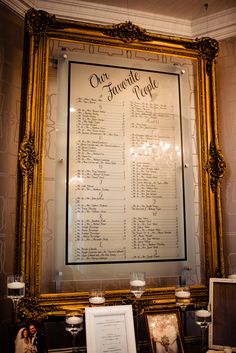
[130,280,146,286]
[175,290,190,298]
[89,296,105,304]
[66,316,83,325]
[196,309,211,317]
[7,282,25,289]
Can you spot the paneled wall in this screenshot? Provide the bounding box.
[0,3,24,296]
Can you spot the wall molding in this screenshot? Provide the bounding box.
[192,7,236,41]
[1,0,35,16]
[1,0,236,40]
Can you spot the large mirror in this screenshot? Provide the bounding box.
[18,8,225,317]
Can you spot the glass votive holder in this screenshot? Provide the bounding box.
[129,271,146,299]
[175,286,191,309]
[65,311,83,334]
[88,289,105,305]
[7,274,25,300]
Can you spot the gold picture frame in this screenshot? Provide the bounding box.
[145,307,185,353]
[17,7,225,318]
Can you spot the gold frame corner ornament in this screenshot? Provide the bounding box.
[196,37,219,75]
[26,8,56,49]
[18,8,225,316]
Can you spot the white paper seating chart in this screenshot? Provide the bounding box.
[67,62,186,264]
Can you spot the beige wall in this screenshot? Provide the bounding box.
[217,38,236,275]
[0,3,24,296]
[0,1,236,297]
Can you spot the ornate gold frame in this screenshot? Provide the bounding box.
[18,8,225,319]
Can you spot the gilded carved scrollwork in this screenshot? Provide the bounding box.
[17,297,55,320]
[196,37,218,60]
[197,37,219,75]
[121,295,146,316]
[103,21,151,43]
[19,135,38,184]
[185,37,219,75]
[26,8,56,49]
[207,141,226,193]
[102,22,218,76]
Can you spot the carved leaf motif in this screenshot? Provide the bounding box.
[27,8,56,36]
[19,135,38,184]
[26,8,56,49]
[185,37,219,75]
[104,21,151,43]
[17,297,58,320]
[122,295,145,316]
[198,37,219,75]
[206,141,226,193]
[197,37,219,61]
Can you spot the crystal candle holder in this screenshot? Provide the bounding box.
[88,289,105,305]
[65,311,83,353]
[130,272,146,299]
[7,274,25,322]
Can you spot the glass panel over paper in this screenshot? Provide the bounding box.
[42,40,201,293]
[67,62,185,264]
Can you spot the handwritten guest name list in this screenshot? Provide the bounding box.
[67,62,186,264]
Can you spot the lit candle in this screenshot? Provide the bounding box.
[130,280,146,286]
[196,309,211,317]
[89,296,105,304]
[66,316,83,325]
[175,290,190,298]
[7,282,25,289]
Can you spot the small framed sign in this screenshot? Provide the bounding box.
[85,305,136,353]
